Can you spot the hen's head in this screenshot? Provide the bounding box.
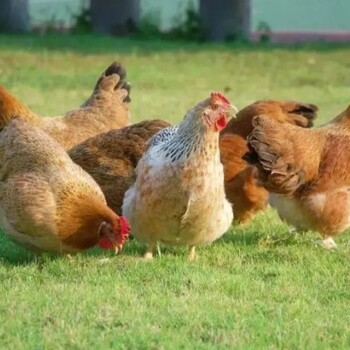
[184,92,237,133]
[98,215,130,254]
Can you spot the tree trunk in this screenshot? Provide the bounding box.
[200,0,251,41]
[90,0,140,35]
[0,0,29,33]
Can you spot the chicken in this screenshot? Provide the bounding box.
[68,119,171,215]
[0,119,130,254]
[0,62,131,149]
[220,100,318,224]
[122,92,235,260]
[245,104,350,249]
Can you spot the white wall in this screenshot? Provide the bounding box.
[252,0,350,32]
[29,0,350,32]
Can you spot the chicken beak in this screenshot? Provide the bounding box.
[227,104,238,119]
[105,231,123,255]
[114,244,123,254]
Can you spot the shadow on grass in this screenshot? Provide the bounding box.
[0,235,145,266]
[1,34,350,55]
[219,229,262,246]
[0,245,56,267]
[0,225,343,265]
[0,233,67,267]
[217,224,310,248]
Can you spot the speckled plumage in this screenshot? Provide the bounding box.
[122,97,233,258]
[149,126,179,147]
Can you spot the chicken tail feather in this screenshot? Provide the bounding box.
[244,115,308,195]
[83,61,131,109]
[103,61,131,103]
[0,86,38,129]
[93,61,131,103]
[287,102,318,127]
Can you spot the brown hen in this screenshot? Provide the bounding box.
[245,105,350,249]
[220,100,318,224]
[69,119,170,215]
[0,119,130,254]
[0,62,131,149]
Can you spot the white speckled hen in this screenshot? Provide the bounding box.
[122,92,235,260]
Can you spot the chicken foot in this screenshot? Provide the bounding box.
[322,236,337,250]
[143,242,157,260]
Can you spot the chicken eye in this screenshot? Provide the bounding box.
[212,103,219,110]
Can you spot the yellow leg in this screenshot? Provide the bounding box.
[143,242,157,260]
[188,245,196,261]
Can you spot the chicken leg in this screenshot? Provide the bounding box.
[188,245,196,261]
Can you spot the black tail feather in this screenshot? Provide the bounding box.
[291,103,318,126]
[99,61,131,103]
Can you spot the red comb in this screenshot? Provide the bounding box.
[118,216,130,245]
[210,92,230,105]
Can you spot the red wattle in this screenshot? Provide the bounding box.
[98,237,113,249]
[215,115,227,131]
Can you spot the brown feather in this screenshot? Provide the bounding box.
[220,99,318,223]
[69,119,171,215]
[0,86,38,128]
[0,61,131,149]
[245,108,350,242]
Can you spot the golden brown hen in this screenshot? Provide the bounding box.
[68,119,171,215]
[220,100,318,224]
[245,105,350,249]
[0,119,130,254]
[0,62,131,149]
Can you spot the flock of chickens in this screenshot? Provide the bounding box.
[0,61,349,260]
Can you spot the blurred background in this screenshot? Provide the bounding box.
[0,1,350,122]
[2,0,350,42]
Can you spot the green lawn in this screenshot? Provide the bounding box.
[1,35,350,349]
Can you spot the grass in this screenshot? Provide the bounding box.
[1,34,350,349]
